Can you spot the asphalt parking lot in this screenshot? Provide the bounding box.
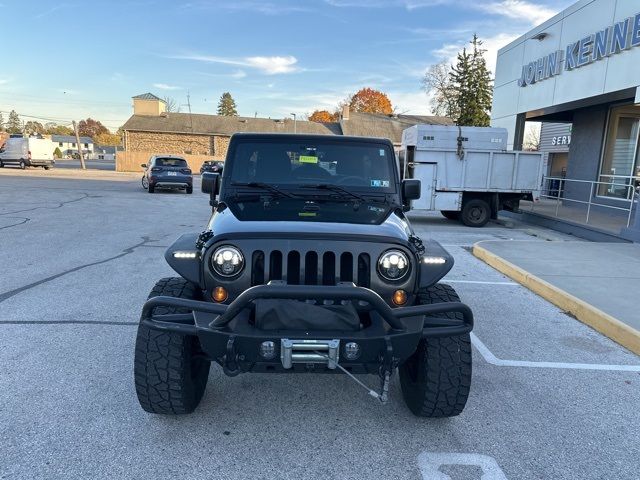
[1,169,639,480]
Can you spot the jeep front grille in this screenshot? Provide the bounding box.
[250,249,371,287]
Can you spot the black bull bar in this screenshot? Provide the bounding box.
[141,284,473,338]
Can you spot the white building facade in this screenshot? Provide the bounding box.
[492,0,640,242]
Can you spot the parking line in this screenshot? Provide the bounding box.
[446,280,518,285]
[471,333,640,372]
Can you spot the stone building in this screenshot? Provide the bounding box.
[119,92,452,172]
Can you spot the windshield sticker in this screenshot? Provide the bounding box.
[371,180,390,188]
[299,155,318,164]
[298,212,317,217]
[379,149,385,156]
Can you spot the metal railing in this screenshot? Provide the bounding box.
[531,175,639,230]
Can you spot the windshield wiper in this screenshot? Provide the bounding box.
[300,183,368,202]
[231,182,296,198]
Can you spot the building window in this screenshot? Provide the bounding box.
[72,143,76,147]
[59,142,63,147]
[598,105,640,199]
[84,143,89,148]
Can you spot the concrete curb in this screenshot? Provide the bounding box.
[473,242,640,356]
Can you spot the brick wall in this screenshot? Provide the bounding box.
[116,150,222,173]
[125,131,232,157]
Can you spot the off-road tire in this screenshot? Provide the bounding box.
[399,284,472,417]
[461,198,491,227]
[134,277,210,414]
[440,210,460,221]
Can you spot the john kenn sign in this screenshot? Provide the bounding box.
[518,12,640,87]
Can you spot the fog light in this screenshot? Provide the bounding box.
[344,342,361,360]
[423,256,446,265]
[393,290,408,306]
[260,341,277,360]
[212,286,228,303]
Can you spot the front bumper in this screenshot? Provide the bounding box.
[141,283,473,375]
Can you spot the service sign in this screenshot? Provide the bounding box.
[518,12,640,87]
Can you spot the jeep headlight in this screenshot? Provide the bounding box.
[211,245,244,277]
[378,250,410,281]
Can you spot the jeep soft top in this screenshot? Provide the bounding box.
[134,133,473,417]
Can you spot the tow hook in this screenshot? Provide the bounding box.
[222,336,241,377]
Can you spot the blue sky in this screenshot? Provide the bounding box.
[0,0,574,132]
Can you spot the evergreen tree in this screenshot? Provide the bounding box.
[217,92,238,116]
[6,110,22,134]
[449,35,493,126]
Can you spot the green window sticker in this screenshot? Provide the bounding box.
[298,212,317,217]
[299,155,318,164]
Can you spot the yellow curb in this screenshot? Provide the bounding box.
[473,243,640,356]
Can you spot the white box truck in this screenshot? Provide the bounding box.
[0,136,55,170]
[401,125,544,227]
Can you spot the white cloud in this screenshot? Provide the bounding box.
[231,70,247,79]
[183,1,312,15]
[153,83,182,90]
[478,0,559,26]
[170,53,300,75]
[433,32,519,74]
[324,0,450,9]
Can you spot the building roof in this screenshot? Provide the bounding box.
[51,135,94,144]
[122,112,342,137]
[339,112,454,144]
[94,145,117,154]
[132,93,165,102]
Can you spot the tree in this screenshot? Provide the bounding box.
[524,122,541,151]
[44,123,74,136]
[6,110,22,134]
[347,88,393,115]
[217,92,238,116]
[77,118,109,139]
[53,147,63,159]
[164,96,180,113]
[449,35,493,126]
[422,62,460,119]
[94,132,122,146]
[308,110,338,123]
[24,121,45,135]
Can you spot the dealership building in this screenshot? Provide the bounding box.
[492,0,640,242]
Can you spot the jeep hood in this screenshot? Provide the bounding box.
[207,201,413,241]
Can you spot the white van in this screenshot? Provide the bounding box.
[0,136,55,169]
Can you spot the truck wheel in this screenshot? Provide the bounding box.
[0,160,4,168]
[44,166,50,170]
[19,160,26,170]
[186,185,193,194]
[134,277,210,415]
[461,198,491,227]
[440,211,460,221]
[399,284,472,417]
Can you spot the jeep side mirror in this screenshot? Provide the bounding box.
[402,179,421,201]
[202,172,220,194]
[141,163,147,168]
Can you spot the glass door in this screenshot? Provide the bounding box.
[599,106,640,199]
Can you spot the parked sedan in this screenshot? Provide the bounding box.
[141,156,193,194]
[200,160,224,175]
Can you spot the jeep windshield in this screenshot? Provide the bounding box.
[227,139,397,196]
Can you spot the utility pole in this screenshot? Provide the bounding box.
[72,120,86,170]
[290,113,297,133]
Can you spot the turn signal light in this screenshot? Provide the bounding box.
[212,287,228,303]
[392,290,408,306]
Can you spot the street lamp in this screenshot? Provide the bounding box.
[290,113,297,133]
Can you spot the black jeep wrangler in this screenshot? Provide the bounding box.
[134,133,473,417]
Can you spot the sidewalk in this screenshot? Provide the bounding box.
[473,241,640,355]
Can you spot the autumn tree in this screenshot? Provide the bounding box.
[44,123,74,136]
[6,110,22,134]
[422,62,460,119]
[347,88,393,115]
[24,121,45,135]
[217,92,238,116]
[308,110,338,123]
[78,118,109,139]
[94,132,122,146]
[164,96,180,113]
